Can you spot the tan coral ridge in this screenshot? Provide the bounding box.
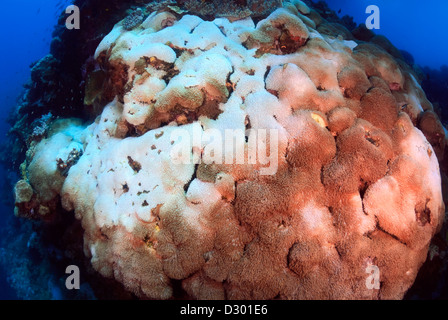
[17,0,447,299]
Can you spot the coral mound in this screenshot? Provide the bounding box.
[16,1,446,299]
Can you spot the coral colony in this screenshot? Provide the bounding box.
[10,0,448,299]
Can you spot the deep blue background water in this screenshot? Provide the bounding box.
[0,0,72,138]
[0,0,446,300]
[326,0,448,69]
[0,0,71,300]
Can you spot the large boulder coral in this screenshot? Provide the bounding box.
[18,1,446,299]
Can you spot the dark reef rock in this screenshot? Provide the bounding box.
[303,0,356,30]
[352,23,375,42]
[421,65,448,126]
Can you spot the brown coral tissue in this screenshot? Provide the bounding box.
[17,0,447,300]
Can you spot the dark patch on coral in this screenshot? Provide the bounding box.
[84,69,107,106]
[122,183,129,193]
[358,179,369,201]
[415,199,431,227]
[184,164,199,193]
[364,131,379,147]
[176,0,281,20]
[57,149,83,177]
[100,57,130,104]
[278,28,308,54]
[197,98,224,121]
[162,67,181,84]
[127,156,142,173]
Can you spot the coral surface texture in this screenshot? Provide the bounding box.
[15,0,446,299]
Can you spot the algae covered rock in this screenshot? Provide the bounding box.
[14,180,33,204]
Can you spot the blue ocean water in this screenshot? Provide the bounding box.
[326,0,448,69]
[0,0,72,300]
[0,0,446,300]
[0,0,72,136]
